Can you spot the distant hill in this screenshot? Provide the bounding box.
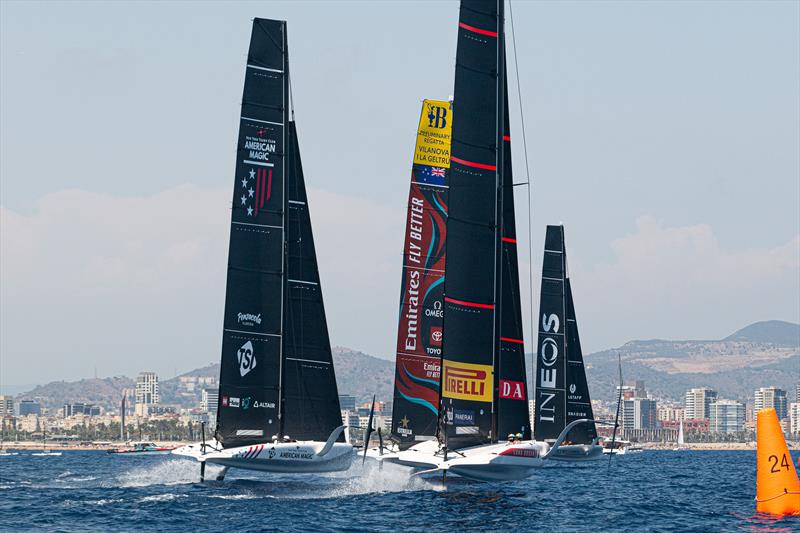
[16,376,134,412]
[724,320,800,346]
[157,347,393,406]
[583,320,799,402]
[14,321,799,410]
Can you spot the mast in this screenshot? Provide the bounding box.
[390,99,452,449]
[490,0,505,443]
[277,21,289,439]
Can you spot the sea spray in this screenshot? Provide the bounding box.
[112,458,224,488]
[317,460,440,498]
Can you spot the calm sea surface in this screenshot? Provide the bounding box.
[1,450,799,532]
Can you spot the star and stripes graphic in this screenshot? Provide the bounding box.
[240,167,272,216]
[416,166,447,186]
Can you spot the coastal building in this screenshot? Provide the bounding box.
[18,400,41,416]
[622,398,657,430]
[685,388,717,420]
[0,396,14,416]
[754,387,788,420]
[201,388,219,413]
[135,372,160,416]
[790,403,800,437]
[657,405,685,422]
[709,400,745,434]
[18,414,40,433]
[616,380,647,401]
[341,410,359,428]
[338,395,357,412]
[62,403,101,417]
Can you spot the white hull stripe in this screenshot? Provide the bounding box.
[541,276,563,281]
[243,160,274,167]
[232,221,282,229]
[411,181,449,189]
[288,279,318,285]
[242,116,284,127]
[285,357,331,365]
[544,249,563,254]
[247,64,283,74]
[225,328,281,338]
[288,200,306,205]
[404,265,445,273]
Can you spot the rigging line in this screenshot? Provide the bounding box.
[508,0,536,390]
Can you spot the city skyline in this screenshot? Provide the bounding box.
[2,1,798,386]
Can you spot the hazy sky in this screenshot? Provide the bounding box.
[1,0,798,389]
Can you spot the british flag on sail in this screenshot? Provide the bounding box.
[415,166,447,186]
[239,166,272,216]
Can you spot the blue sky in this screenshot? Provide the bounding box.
[1,1,798,388]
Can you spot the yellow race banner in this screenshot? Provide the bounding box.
[413,99,452,168]
[442,359,493,402]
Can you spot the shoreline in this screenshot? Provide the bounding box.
[1,441,189,451]
[4,441,799,452]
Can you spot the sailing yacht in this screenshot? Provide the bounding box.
[31,430,62,456]
[673,420,688,451]
[392,0,598,482]
[172,18,352,479]
[533,225,604,462]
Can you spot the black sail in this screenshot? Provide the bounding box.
[564,275,597,443]
[440,0,503,449]
[216,18,288,448]
[533,225,567,441]
[496,74,531,440]
[281,122,343,441]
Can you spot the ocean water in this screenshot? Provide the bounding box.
[1,450,798,532]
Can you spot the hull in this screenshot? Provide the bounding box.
[546,444,604,462]
[395,440,550,481]
[602,447,626,455]
[172,439,354,474]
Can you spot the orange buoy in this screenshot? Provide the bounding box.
[756,408,800,516]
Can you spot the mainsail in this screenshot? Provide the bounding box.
[533,225,596,443]
[439,0,530,450]
[496,73,531,441]
[390,100,452,449]
[215,18,341,448]
[281,122,344,441]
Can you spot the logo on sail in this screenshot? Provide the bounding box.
[442,360,492,402]
[426,103,448,129]
[499,380,526,400]
[430,326,443,346]
[237,341,256,377]
[237,312,262,327]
